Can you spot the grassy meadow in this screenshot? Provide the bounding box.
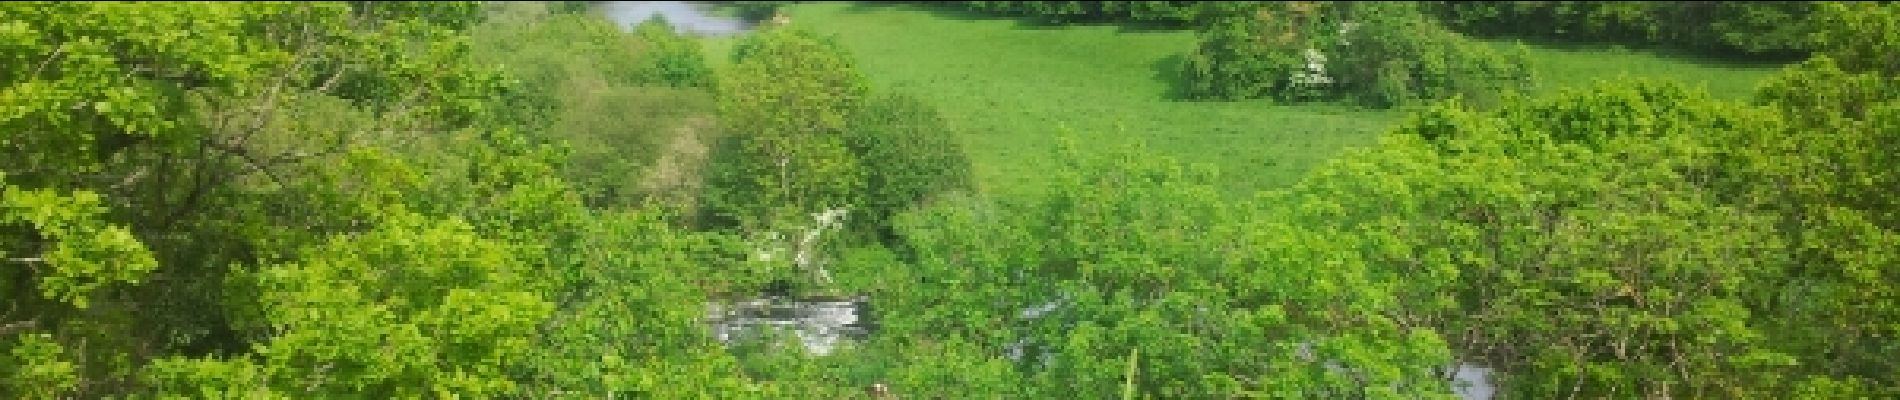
[725,2,1789,199]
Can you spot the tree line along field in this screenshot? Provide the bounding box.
[2,1,1896,398]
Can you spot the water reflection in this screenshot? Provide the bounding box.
[596,1,754,36]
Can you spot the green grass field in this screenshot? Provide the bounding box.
[720,2,1789,199]
[1479,39,1786,100]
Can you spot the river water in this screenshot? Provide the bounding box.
[706,296,872,356]
[706,297,1494,399]
[596,1,754,36]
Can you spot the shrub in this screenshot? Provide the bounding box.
[1182,2,1531,108]
[632,17,715,88]
[1179,10,1292,101]
[1368,59,1413,108]
[843,93,975,240]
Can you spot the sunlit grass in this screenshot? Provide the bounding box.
[1479,39,1786,100]
[711,2,1787,199]
[776,2,1397,199]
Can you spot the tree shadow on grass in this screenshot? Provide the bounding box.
[840,1,1194,32]
[840,1,1030,25]
[1113,20,1191,33]
[1151,53,1197,101]
[840,2,1203,102]
[1467,34,1804,67]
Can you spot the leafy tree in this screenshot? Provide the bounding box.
[632,18,716,89]
[1282,75,1900,397]
[702,27,870,232]
[246,212,551,396]
[1377,82,1795,397]
[1728,56,1900,396]
[1,177,157,309]
[842,93,974,240]
[0,2,641,396]
[1,333,79,399]
[1178,3,1292,101]
[870,135,1457,398]
[1809,2,1900,76]
[1181,2,1531,108]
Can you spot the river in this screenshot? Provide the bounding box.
[595,1,754,36]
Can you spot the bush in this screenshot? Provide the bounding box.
[632,18,715,88]
[843,93,974,240]
[1182,2,1532,108]
[1368,59,1413,108]
[1178,10,1290,101]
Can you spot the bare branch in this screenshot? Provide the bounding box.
[233,14,325,150]
[203,138,292,189]
[316,64,350,94]
[0,320,38,336]
[30,44,66,78]
[109,166,149,191]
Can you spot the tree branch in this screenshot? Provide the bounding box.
[0,320,37,336]
[30,44,66,78]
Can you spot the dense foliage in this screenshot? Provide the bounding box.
[701,27,871,234]
[1348,82,1798,397]
[2,3,499,394]
[841,93,974,239]
[632,18,717,89]
[2,1,1896,398]
[1181,2,1532,108]
[832,73,1894,397]
[701,27,971,240]
[864,137,1460,398]
[1266,56,1898,396]
[0,2,749,397]
[1809,2,1900,76]
[470,4,716,209]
